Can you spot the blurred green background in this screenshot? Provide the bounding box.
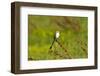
[28,15,88,60]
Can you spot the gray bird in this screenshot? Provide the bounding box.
[49,31,60,49]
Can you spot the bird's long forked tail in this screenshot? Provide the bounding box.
[49,38,56,49]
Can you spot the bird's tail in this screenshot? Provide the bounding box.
[49,38,56,49]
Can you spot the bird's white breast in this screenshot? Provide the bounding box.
[56,31,60,38]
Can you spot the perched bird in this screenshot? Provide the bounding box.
[49,31,60,49]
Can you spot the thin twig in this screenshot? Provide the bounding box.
[56,40,72,59]
[77,39,88,55]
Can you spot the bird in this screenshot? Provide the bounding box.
[49,31,60,49]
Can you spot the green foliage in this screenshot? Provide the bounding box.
[28,15,88,60]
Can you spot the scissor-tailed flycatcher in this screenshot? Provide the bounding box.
[49,31,60,49]
[49,31,72,59]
